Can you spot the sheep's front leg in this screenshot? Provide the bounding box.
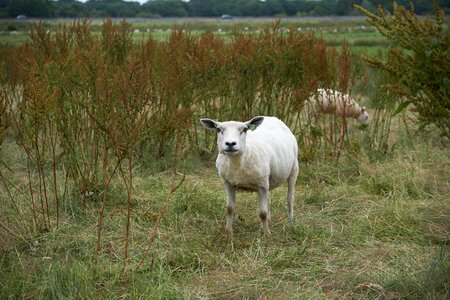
[258,187,271,235]
[223,180,236,234]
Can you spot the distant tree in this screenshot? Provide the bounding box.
[84,0,140,17]
[84,0,109,17]
[288,0,315,16]
[278,0,295,16]
[107,2,140,17]
[213,0,241,16]
[53,0,91,17]
[0,0,10,17]
[262,0,285,16]
[142,0,188,17]
[336,0,362,15]
[238,0,263,16]
[8,0,54,17]
[189,0,218,16]
[1,0,450,18]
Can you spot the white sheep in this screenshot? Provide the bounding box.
[309,88,369,124]
[200,116,299,235]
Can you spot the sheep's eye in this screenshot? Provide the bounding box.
[216,127,223,133]
[241,127,248,134]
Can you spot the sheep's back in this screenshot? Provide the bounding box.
[248,117,298,189]
[312,89,361,118]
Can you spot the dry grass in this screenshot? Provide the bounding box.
[1,135,448,299]
[0,17,448,300]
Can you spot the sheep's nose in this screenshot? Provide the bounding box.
[225,141,236,147]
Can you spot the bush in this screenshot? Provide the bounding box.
[0,20,364,260]
[355,0,450,139]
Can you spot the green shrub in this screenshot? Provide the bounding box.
[355,0,450,139]
[7,24,17,31]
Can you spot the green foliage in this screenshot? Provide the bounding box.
[7,0,53,18]
[355,1,450,138]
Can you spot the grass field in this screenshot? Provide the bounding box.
[1,16,449,300]
[1,131,449,299]
[0,17,389,54]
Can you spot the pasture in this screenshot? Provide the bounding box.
[0,17,388,54]
[0,16,449,299]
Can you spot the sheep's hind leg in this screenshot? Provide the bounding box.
[287,160,299,219]
[258,187,271,235]
[224,180,235,234]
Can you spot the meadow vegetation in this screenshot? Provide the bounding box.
[0,3,449,299]
[0,17,390,52]
[1,135,448,299]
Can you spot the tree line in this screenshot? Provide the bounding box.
[0,0,448,18]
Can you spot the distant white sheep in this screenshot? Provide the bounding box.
[200,116,299,235]
[309,88,369,124]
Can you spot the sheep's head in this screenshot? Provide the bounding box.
[357,107,369,124]
[200,116,264,156]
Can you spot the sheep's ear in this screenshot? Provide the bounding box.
[245,116,264,131]
[200,118,219,131]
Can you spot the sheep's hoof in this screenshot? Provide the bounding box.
[261,225,271,236]
[286,218,296,229]
[224,227,233,235]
